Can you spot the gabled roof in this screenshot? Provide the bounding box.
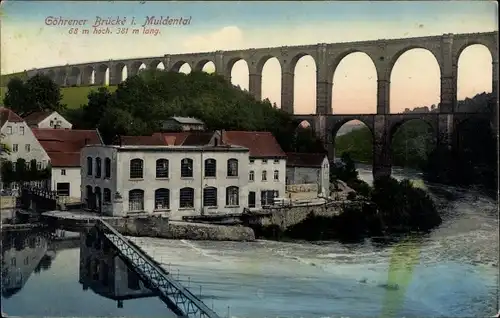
[32,128,103,167]
[169,116,205,125]
[222,131,286,158]
[118,132,214,146]
[0,107,24,126]
[286,152,327,168]
[23,111,53,126]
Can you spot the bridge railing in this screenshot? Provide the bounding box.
[95,219,221,318]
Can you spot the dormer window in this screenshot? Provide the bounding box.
[50,120,54,127]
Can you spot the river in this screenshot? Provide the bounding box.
[2,166,498,318]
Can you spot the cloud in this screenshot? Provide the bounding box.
[182,26,245,52]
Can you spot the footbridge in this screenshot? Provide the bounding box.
[93,219,221,318]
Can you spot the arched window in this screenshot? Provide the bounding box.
[181,158,193,178]
[179,187,194,208]
[262,170,267,181]
[128,189,144,211]
[249,171,254,181]
[273,170,279,181]
[203,187,217,207]
[226,186,239,206]
[156,159,169,178]
[204,158,216,177]
[103,188,111,203]
[129,159,144,179]
[86,157,93,176]
[104,158,111,178]
[155,188,170,210]
[95,158,102,178]
[85,185,93,209]
[227,158,238,177]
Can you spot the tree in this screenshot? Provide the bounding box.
[0,133,10,156]
[82,87,112,128]
[2,74,65,116]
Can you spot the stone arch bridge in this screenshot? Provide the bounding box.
[293,111,495,179]
[24,31,498,115]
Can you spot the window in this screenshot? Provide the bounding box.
[274,159,280,164]
[37,161,42,170]
[11,258,16,266]
[203,187,217,207]
[128,189,144,211]
[20,126,24,135]
[262,159,268,164]
[179,187,194,208]
[262,170,267,181]
[24,257,29,265]
[6,126,12,134]
[204,158,216,177]
[95,158,102,178]
[12,144,18,152]
[129,159,143,179]
[50,120,54,127]
[154,188,170,210]
[103,188,111,203]
[248,191,256,208]
[181,158,193,178]
[227,159,238,177]
[86,157,93,176]
[249,159,255,164]
[61,169,66,175]
[25,144,31,152]
[249,171,254,181]
[274,170,279,181]
[104,158,111,178]
[156,159,169,178]
[226,186,239,206]
[56,183,70,196]
[261,190,278,206]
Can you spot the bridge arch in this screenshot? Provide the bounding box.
[453,40,497,69]
[129,61,146,77]
[170,60,191,74]
[96,64,109,86]
[114,63,127,83]
[47,70,56,82]
[332,119,374,164]
[193,59,216,73]
[82,66,95,85]
[149,60,164,70]
[227,57,249,90]
[389,48,441,114]
[385,45,442,81]
[331,51,378,114]
[258,56,282,107]
[57,69,67,86]
[456,44,493,106]
[292,54,316,114]
[69,67,81,86]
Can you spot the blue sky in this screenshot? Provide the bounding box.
[1,1,497,114]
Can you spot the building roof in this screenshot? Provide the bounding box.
[222,131,286,158]
[169,116,205,125]
[32,128,103,167]
[0,107,24,126]
[23,111,53,126]
[181,132,215,146]
[286,152,327,168]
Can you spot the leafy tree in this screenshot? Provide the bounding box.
[0,161,15,184]
[15,158,28,181]
[82,87,113,128]
[3,74,65,116]
[0,133,10,156]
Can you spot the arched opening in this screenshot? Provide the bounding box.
[96,64,109,86]
[334,120,373,165]
[82,66,95,85]
[70,67,81,85]
[129,61,143,77]
[114,63,127,83]
[170,61,191,74]
[293,120,325,153]
[57,69,67,86]
[456,44,493,112]
[128,189,144,212]
[390,49,440,114]
[230,59,249,90]
[389,119,436,171]
[294,55,316,114]
[195,60,216,74]
[154,188,170,210]
[260,57,281,107]
[332,52,377,114]
[149,60,165,70]
[47,70,56,82]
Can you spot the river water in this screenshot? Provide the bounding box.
[2,166,498,318]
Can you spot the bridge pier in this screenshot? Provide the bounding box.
[248,73,262,100]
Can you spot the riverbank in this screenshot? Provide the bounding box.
[41,210,255,241]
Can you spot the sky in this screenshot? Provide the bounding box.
[1,1,498,114]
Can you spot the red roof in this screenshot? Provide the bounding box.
[23,111,52,126]
[32,128,103,167]
[286,152,327,168]
[0,107,24,126]
[222,131,286,158]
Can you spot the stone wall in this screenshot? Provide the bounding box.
[106,217,255,241]
[246,201,365,230]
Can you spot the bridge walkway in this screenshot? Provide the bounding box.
[96,219,221,318]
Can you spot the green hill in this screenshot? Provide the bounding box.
[1,84,117,108]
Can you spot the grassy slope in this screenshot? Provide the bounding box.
[1,85,117,108]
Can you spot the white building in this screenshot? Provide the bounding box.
[285,152,330,196]
[33,128,104,199]
[23,111,73,129]
[222,131,287,209]
[81,143,251,220]
[0,107,50,165]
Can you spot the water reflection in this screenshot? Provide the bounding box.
[1,230,50,299]
[79,229,156,308]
